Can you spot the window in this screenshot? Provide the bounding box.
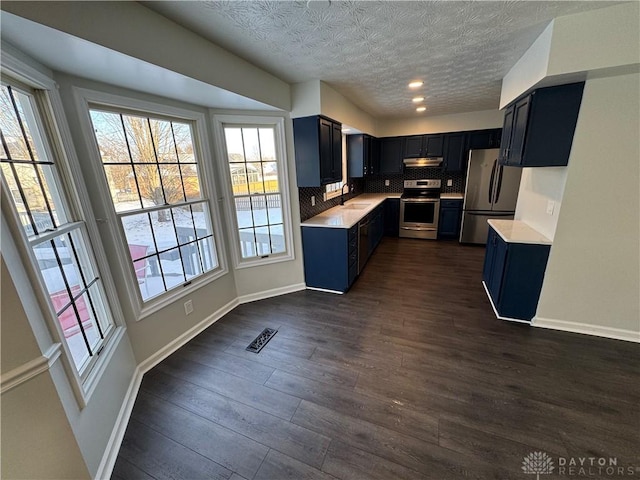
[217,116,293,267]
[88,107,220,302]
[324,132,347,200]
[0,82,115,375]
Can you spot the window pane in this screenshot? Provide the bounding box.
[103,164,142,211]
[255,226,270,255]
[133,163,163,207]
[122,212,155,256]
[262,162,279,193]
[235,197,253,229]
[229,164,249,195]
[270,224,286,254]
[238,228,255,259]
[160,248,185,289]
[180,242,202,280]
[0,87,39,161]
[197,236,218,271]
[149,118,178,163]
[1,162,35,235]
[123,115,156,163]
[173,205,197,242]
[90,110,129,164]
[181,163,201,201]
[190,203,210,238]
[152,208,178,251]
[246,162,264,194]
[171,122,195,163]
[139,253,164,301]
[225,128,245,162]
[258,128,276,161]
[242,128,261,162]
[159,163,186,204]
[251,195,268,226]
[266,194,282,224]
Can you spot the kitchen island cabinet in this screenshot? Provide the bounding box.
[482,220,551,322]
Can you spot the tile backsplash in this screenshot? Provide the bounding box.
[298,168,466,221]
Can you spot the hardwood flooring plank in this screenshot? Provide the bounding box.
[154,355,300,420]
[130,390,268,479]
[141,371,331,469]
[117,418,232,480]
[321,441,426,480]
[111,457,155,480]
[291,400,507,479]
[265,369,438,443]
[253,450,337,480]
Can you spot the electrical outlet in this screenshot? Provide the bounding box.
[385,179,390,187]
[311,195,316,206]
[546,200,555,215]
[447,179,453,187]
[184,299,193,315]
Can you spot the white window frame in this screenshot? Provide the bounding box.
[73,88,228,320]
[212,114,294,269]
[0,46,126,406]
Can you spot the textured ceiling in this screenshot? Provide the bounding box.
[143,1,617,118]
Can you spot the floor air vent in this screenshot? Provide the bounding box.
[246,328,277,353]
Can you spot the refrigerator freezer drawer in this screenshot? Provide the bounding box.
[460,211,514,244]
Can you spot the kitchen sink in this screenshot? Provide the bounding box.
[341,203,370,210]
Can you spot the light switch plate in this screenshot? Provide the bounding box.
[447,179,453,187]
[546,200,555,215]
[385,179,390,186]
[311,195,316,206]
[184,300,193,315]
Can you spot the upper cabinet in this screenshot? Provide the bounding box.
[347,134,379,178]
[468,129,502,150]
[403,134,444,158]
[378,137,404,174]
[499,82,584,167]
[293,115,343,187]
[442,133,467,172]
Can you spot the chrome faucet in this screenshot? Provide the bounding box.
[340,183,350,205]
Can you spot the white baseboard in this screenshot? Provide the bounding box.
[533,317,640,343]
[93,367,143,480]
[305,286,344,295]
[481,281,532,325]
[237,282,306,304]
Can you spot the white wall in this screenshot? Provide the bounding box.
[376,109,504,137]
[514,167,568,241]
[320,81,378,135]
[535,72,640,338]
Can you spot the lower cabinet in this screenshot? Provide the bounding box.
[302,224,358,293]
[368,205,384,256]
[482,226,550,321]
[384,198,400,237]
[438,199,463,238]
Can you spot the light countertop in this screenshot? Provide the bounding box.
[301,193,400,229]
[487,219,552,245]
[440,193,464,200]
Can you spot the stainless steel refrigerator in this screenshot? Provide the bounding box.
[459,149,522,244]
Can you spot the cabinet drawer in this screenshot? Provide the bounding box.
[348,225,358,241]
[440,199,463,208]
[348,237,358,253]
[348,262,358,286]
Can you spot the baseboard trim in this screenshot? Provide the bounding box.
[1,343,62,394]
[138,297,239,374]
[237,282,306,305]
[305,286,344,295]
[533,317,640,343]
[93,367,143,480]
[481,281,531,325]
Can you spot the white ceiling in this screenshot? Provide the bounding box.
[143,0,617,118]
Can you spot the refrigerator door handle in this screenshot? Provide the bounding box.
[488,159,497,204]
[495,165,504,204]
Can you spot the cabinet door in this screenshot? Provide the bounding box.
[379,137,404,174]
[318,118,334,183]
[443,133,467,172]
[499,105,515,164]
[384,198,400,237]
[482,229,497,287]
[331,121,343,182]
[403,136,424,158]
[347,134,365,178]
[488,235,508,303]
[424,134,444,157]
[507,96,531,166]
[438,200,463,238]
[369,136,380,176]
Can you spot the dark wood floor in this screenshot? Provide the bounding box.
[113,238,639,480]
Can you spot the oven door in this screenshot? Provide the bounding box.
[399,198,440,239]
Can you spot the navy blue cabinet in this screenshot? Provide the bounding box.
[482,226,551,321]
[499,82,584,167]
[438,199,463,238]
[403,134,444,158]
[379,137,404,174]
[384,198,400,237]
[302,224,358,293]
[293,115,342,187]
[468,129,502,150]
[369,205,384,255]
[442,133,468,172]
[347,134,378,178]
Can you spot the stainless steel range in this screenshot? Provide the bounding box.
[399,179,441,240]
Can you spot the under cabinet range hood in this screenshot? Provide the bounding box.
[403,157,443,168]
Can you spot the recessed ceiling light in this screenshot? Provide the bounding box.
[412,96,425,103]
[408,81,424,89]
[416,106,426,112]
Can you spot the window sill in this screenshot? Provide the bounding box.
[234,251,295,270]
[324,189,342,201]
